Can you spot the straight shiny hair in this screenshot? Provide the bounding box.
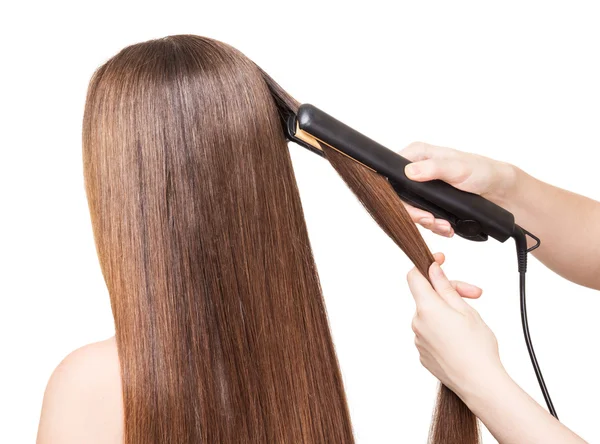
[83,35,353,443]
[83,34,478,443]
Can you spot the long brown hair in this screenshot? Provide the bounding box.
[83,35,353,443]
[83,34,477,443]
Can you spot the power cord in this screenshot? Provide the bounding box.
[512,225,558,419]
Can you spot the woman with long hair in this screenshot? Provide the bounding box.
[39,35,355,443]
[36,34,589,444]
[36,34,452,444]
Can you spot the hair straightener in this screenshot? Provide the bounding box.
[284,103,558,419]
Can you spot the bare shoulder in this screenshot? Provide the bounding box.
[37,336,123,444]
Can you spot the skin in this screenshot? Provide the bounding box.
[400,141,600,290]
[37,141,598,443]
[37,337,122,443]
[402,141,596,443]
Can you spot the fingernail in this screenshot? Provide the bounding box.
[419,217,433,226]
[406,164,420,177]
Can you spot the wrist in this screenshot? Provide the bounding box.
[487,161,521,208]
[459,366,515,414]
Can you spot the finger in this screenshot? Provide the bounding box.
[398,141,444,162]
[434,218,451,229]
[428,262,470,312]
[450,280,483,299]
[431,253,481,298]
[416,215,454,237]
[417,217,435,230]
[405,158,470,184]
[403,203,455,238]
[403,202,434,223]
[407,266,444,312]
[431,227,454,237]
[430,219,454,237]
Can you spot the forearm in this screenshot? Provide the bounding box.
[493,164,600,290]
[462,370,586,444]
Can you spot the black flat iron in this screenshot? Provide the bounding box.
[284,103,558,419]
[287,104,517,243]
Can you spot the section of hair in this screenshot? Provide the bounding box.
[321,143,480,444]
[320,143,434,277]
[83,35,354,443]
[429,384,480,444]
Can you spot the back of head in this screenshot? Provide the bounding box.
[83,35,354,443]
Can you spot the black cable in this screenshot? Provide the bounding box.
[513,225,558,420]
[523,227,541,253]
[519,271,558,419]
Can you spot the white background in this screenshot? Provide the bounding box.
[1,1,599,443]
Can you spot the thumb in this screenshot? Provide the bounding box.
[428,262,470,313]
[406,266,444,313]
[405,158,469,185]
